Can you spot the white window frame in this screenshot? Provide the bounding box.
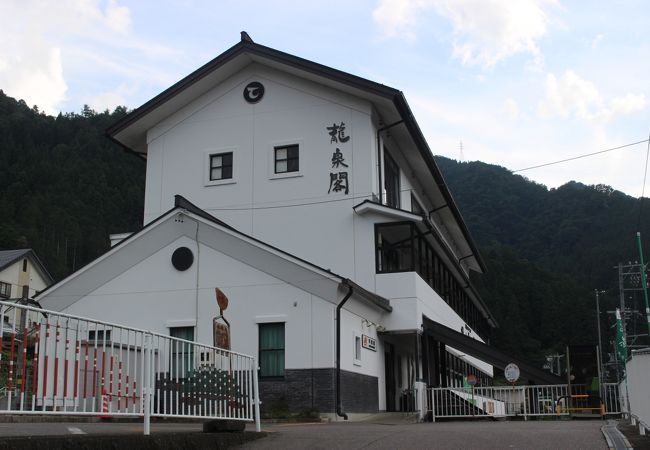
[268,139,303,180]
[0,281,11,299]
[204,148,238,186]
[353,330,362,366]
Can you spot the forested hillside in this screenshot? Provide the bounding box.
[0,91,145,279]
[436,156,650,364]
[0,90,645,365]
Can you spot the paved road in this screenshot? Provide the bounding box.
[0,419,610,449]
[240,420,609,450]
[0,421,204,436]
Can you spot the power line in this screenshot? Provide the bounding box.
[512,139,649,173]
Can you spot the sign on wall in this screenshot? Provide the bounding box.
[326,121,351,195]
[362,334,376,351]
[213,288,231,350]
[243,81,265,104]
[504,363,520,383]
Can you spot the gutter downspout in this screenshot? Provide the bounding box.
[336,283,354,420]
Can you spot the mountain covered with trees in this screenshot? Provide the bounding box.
[0,91,145,279]
[0,90,645,366]
[436,156,650,364]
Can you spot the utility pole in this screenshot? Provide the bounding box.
[594,289,605,388]
[635,232,650,338]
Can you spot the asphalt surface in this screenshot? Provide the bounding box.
[0,419,611,449]
[239,420,609,450]
[0,421,204,436]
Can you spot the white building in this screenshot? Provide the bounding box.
[0,249,52,302]
[37,33,555,418]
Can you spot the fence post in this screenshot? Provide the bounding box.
[143,333,151,436]
[252,357,261,432]
[431,389,436,422]
[523,386,528,421]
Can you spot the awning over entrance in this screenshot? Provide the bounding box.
[422,317,563,385]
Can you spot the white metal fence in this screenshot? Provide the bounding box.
[0,300,261,434]
[426,383,621,420]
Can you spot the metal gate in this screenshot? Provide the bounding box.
[0,300,261,434]
[426,383,621,420]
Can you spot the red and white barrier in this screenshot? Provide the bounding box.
[0,300,260,435]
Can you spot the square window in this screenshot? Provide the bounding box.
[274,144,299,174]
[209,152,233,181]
[259,323,285,377]
[0,282,11,299]
[88,329,112,342]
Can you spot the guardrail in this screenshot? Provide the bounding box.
[0,300,261,434]
[427,383,621,420]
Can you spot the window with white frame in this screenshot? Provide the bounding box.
[0,282,11,298]
[209,152,233,181]
[274,144,299,174]
[353,331,362,366]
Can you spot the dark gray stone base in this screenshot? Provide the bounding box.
[259,368,378,416]
[203,419,246,433]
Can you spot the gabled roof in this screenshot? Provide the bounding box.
[107,31,485,274]
[36,195,391,314]
[0,249,54,284]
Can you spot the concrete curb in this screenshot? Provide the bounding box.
[601,420,633,450]
[0,431,267,449]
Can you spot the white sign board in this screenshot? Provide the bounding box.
[362,335,376,352]
[504,363,520,383]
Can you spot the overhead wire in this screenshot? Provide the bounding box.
[512,139,649,173]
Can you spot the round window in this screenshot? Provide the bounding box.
[171,247,194,271]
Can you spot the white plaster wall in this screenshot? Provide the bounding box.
[0,264,19,298]
[142,65,377,289]
[0,259,50,299]
[339,306,385,411]
[61,236,337,370]
[376,272,493,376]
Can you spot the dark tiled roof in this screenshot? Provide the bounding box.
[0,249,31,271]
[0,249,54,285]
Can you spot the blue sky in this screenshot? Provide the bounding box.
[1,0,649,196]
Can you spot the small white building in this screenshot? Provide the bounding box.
[36,33,552,418]
[0,249,52,302]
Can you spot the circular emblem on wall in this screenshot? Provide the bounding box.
[243,81,265,104]
[171,247,194,271]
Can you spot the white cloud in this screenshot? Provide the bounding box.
[539,70,647,123]
[85,82,135,112]
[372,0,555,68]
[372,0,426,42]
[504,98,520,120]
[591,33,604,49]
[105,0,131,33]
[0,40,67,113]
[0,0,173,113]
